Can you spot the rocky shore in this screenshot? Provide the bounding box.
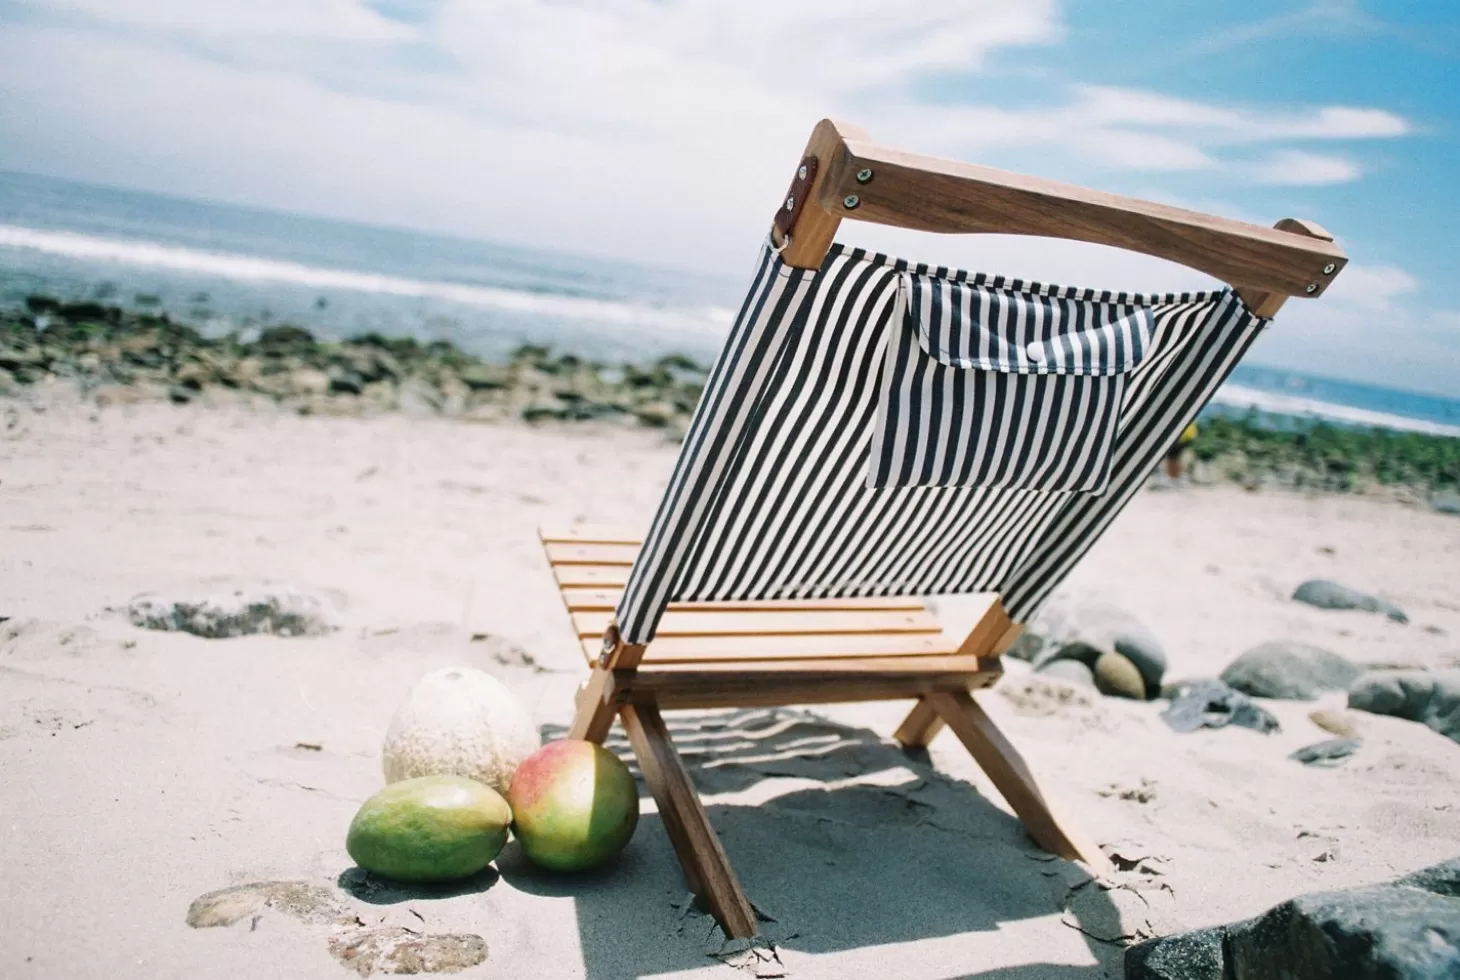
[0,296,707,432]
[3,295,1458,501]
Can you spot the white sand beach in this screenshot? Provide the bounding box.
[3,386,1459,980]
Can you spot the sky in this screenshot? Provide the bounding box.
[0,0,1456,394]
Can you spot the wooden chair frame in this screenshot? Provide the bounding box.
[543,120,1347,939]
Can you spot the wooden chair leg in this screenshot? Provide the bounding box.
[893,696,946,749]
[568,668,618,743]
[926,690,1113,877]
[619,701,758,939]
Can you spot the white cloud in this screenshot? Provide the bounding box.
[1252,149,1362,186]
[13,0,410,40]
[1321,263,1419,310]
[0,2,1419,274]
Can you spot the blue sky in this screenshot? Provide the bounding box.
[0,0,1455,394]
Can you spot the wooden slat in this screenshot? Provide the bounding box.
[552,565,630,588]
[928,690,1113,877]
[582,630,958,665]
[817,130,1345,296]
[621,702,759,938]
[558,588,928,613]
[539,525,645,545]
[624,660,1000,709]
[567,669,617,743]
[893,696,945,750]
[773,118,867,270]
[544,542,638,566]
[571,608,941,640]
[1234,219,1334,318]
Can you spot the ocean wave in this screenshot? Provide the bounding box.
[0,223,736,334]
[1212,384,1460,438]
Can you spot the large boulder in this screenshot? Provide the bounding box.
[1293,579,1408,624]
[1348,670,1460,744]
[1125,857,1460,979]
[1219,641,1362,701]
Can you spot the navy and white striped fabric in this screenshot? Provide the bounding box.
[869,272,1157,492]
[614,241,1267,643]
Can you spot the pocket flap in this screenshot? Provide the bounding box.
[904,271,1155,376]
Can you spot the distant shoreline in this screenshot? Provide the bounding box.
[2,295,1457,502]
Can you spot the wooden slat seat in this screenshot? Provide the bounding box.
[542,525,983,668]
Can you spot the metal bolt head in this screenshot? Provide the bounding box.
[1305,283,1318,294]
[855,168,874,184]
[785,195,796,212]
[1322,263,1336,275]
[797,164,808,181]
[843,194,860,209]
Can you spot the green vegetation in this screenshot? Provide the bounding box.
[1191,412,1460,493]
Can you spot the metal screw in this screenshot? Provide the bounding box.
[797,164,808,181]
[1322,263,1336,275]
[785,195,796,212]
[1305,283,1318,294]
[855,168,874,184]
[843,194,860,209]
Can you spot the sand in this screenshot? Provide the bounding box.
[2,385,1459,979]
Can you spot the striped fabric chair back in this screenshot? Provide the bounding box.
[614,241,1265,644]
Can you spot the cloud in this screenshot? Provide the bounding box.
[0,1,1419,272]
[12,0,410,40]
[1251,150,1362,186]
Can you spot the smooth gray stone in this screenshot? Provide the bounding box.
[1036,658,1096,688]
[1293,579,1408,623]
[1349,670,1460,744]
[1289,737,1362,765]
[1220,640,1362,701]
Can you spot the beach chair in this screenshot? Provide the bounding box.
[539,119,1346,938]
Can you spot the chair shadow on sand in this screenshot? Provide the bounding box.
[498,709,1123,979]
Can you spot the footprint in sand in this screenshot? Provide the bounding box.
[328,928,487,977]
[187,880,488,975]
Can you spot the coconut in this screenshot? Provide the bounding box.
[381,667,539,795]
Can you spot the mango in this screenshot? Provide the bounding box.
[507,740,638,871]
[346,775,512,882]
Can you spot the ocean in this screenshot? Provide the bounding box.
[3,169,1457,437]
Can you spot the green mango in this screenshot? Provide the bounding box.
[346,775,512,882]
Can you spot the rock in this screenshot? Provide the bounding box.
[1014,600,1163,692]
[1124,924,1225,979]
[1430,491,1460,516]
[1114,627,1168,695]
[1124,857,1460,980]
[1036,658,1096,689]
[1289,737,1361,765]
[1219,641,1362,700]
[1293,579,1408,623]
[126,586,340,638]
[1094,651,1147,699]
[328,368,364,395]
[1039,639,1102,669]
[1348,670,1460,744]
[633,401,678,427]
[288,368,331,397]
[1160,679,1280,734]
[1309,707,1362,738]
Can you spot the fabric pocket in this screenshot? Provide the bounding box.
[868,271,1156,493]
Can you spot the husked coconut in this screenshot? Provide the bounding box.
[382,667,539,795]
